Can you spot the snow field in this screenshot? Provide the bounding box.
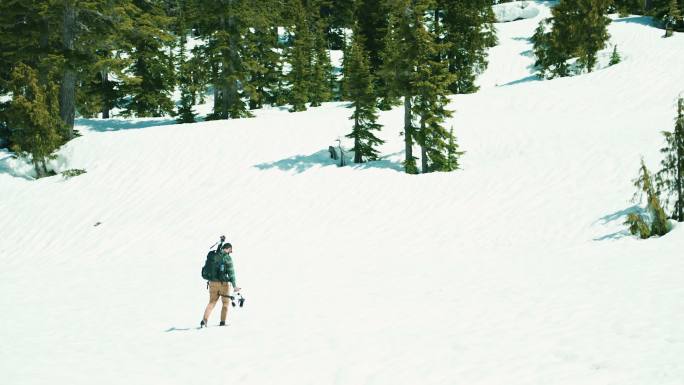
[1,2,684,384]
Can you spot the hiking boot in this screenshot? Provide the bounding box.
[200,319,207,328]
[219,321,226,326]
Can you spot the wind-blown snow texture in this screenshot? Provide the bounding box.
[1,2,683,384]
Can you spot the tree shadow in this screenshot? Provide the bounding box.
[254,149,404,173]
[613,16,657,28]
[592,205,643,241]
[76,117,176,133]
[501,74,542,87]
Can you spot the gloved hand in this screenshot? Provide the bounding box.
[220,235,226,242]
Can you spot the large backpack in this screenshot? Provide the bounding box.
[201,250,217,281]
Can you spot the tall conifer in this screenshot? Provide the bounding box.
[344,32,384,163]
[657,97,684,221]
[6,63,63,178]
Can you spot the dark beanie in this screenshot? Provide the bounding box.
[222,242,232,250]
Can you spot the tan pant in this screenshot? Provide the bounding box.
[203,281,232,323]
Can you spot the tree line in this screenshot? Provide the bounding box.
[532,0,683,79]
[0,0,497,177]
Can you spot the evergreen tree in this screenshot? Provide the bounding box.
[446,127,464,171]
[123,0,176,117]
[611,0,644,16]
[532,0,613,78]
[609,45,622,65]
[284,0,313,112]
[245,17,284,109]
[175,0,197,123]
[376,10,403,111]
[380,0,462,174]
[656,97,684,221]
[356,0,390,75]
[196,0,256,120]
[0,0,129,138]
[5,63,64,178]
[380,0,420,173]
[439,0,497,94]
[664,0,683,36]
[412,2,460,173]
[322,0,355,49]
[344,32,384,163]
[309,16,334,107]
[625,159,670,238]
[648,0,684,32]
[57,0,135,137]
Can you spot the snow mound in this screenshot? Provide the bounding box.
[493,1,540,22]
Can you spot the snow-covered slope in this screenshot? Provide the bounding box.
[2,3,684,384]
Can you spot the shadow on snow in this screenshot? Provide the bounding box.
[254,149,405,174]
[612,16,657,28]
[76,117,176,133]
[593,205,643,241]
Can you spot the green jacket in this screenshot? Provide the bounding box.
[213,248,236,287]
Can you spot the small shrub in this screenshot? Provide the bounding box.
[61,169,86,179]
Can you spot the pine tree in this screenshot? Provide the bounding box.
[175,0,197,123]
[380,0,421,173]
[439,0,497,94]
[123,0,176,117]
[609,45,622,66]
[664,0,683,36]
[446,127,464,171]
[411,2,458,173]
[0,0,130,137]
[197,0,256,120]
[380,0,462,174]
[284,0,313,112]
[245,23,284,109]
[344,32,384,163]
[5,63,64,178]
[656,97,684,221]
[532,0,612,78]
[376,10,402,111]
[356,0,390,75]
[309,16,334,107]
[176,35,197,123]
[625,159,670,238]
[612,0,644,16]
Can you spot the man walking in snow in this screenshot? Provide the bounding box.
[201,241,239,327]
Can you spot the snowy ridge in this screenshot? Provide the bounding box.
[1,2,684,384]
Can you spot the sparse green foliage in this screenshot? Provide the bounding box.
[344,32,384,163]
[61,168,87,179]
[309,17,334,107]
[626,159,671,238]
[609,45,622,66]
[5,63,64,178]
[625,213,651,238]
[284,0,313,112]
[122,0,176,117]
[438,0,497,94]
[532,0,613,78]
[656,97,684,221]
[663,0,683,36]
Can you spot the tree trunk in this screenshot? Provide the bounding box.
[678,115,683,221]
[421,137,428,173]
[404,96,415,173]
[33,158,44,179]
[59,2,77,139]
[101,70,110,119]
[227,2,239,118]
[354,113,362,163]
